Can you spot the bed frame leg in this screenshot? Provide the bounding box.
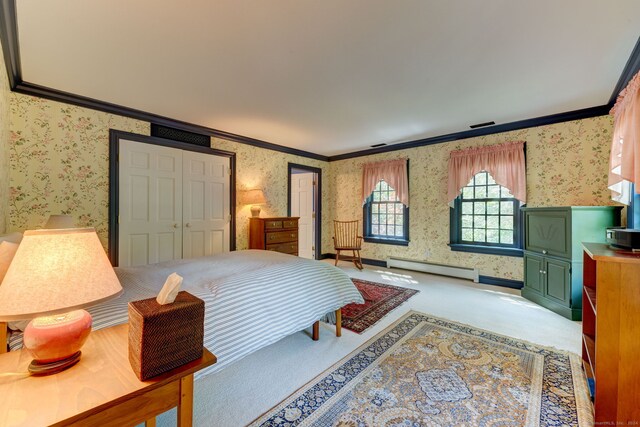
[312,321,319,341]
[335,309,342,337]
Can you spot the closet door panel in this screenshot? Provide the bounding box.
[183,152,230,259]
[119,140,183,267]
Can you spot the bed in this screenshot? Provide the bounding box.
[6,250,364,379]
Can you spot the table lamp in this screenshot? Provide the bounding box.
[0,228,122,375]
[243,189,267,217]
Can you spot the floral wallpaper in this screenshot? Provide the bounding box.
[9,93,149,246]
[212,137,332,253]
[0,45,10,234]
[329,115,618,281]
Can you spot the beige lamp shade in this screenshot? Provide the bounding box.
[44,214,75,229]
[0,228,123,321]
[242,189,267,205]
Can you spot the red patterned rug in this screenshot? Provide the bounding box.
[342,279,419,333]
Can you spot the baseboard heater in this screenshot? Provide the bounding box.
[386,257,479,283]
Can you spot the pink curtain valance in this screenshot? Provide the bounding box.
[447,141,526,203]
[362,158,409,206]
[608,70,640,205]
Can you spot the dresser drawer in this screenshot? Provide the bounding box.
[266,230,298,244]
[267,242,298,254]
[265,220,283,230]
[283,219,298,229]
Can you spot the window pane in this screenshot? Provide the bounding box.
[462,202,473,214]
[501,216,514,229]
[473,216,486,228]
[501,187,513,198]
[462,228,473,241]
[474,202,486,215]
[380,180,388,190]
[379,204,387,214]
[372,225,379,235]
[487,215,499,229]
[396,214,404,225]
[373,191,380,201]
[462,187,474,199]
[379,225,387,235]
[475,186,487,198]
[500,202,513,214]
[500,230,513,244]
[372,215,379,225]
[395,227,403,237]
[380,191,389,201]
[487,174,496,185]
[486,229,500,243]
[461,215,473,228]
[487,185,500,198]
[475,172,487,185]
[395,204,404,214]
[388,190,396,201]
[379,214,387,224]
[474,229,486,242]
[487,201,499,214]
[388,213,396,225]
[372,204,379,214]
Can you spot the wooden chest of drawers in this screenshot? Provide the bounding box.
[249,217,299,255]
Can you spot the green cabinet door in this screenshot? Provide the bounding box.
[524,253,544,294]
[524,209,571,258]
[544,258,571,305]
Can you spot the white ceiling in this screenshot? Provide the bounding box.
[15,1,640,156]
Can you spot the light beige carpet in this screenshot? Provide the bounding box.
[250,311,592,427]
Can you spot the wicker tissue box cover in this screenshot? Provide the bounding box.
[128,291,205,381]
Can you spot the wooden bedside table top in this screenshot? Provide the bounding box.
[0,323,216,427]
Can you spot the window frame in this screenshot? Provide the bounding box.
[363,180,410,246]
[449,172,524,257]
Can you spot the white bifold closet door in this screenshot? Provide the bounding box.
[118,139,230,267]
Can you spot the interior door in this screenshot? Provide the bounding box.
[118,139,182,267]
[182,150,231,258]
[291,172,315,259]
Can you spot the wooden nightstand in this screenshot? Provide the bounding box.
[0,323,216,427]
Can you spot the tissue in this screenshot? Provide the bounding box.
[156,272,183,305]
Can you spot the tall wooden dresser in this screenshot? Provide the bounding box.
[582,243,640,424]
[249,217,299,256]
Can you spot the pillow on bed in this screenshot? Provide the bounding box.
[0,240,18,283]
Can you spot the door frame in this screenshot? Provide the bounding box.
[287,163,322,260]
[108,129,236,265]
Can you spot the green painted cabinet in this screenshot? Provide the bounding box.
[521,206,621,320]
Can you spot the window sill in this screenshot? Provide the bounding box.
[449,243,523,257]
[364,237,409,246]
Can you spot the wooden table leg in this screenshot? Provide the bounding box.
[312,321,320,341]
[178,374,194,427]
[335,309,342,337]
[1,322,7,354]
[145,418,157,427]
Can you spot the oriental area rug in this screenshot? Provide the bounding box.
[250,311,592,427]
[342,279,419,333]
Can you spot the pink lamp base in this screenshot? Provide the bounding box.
[23,309,92,375]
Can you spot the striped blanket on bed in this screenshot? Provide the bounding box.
[9,250,363,379]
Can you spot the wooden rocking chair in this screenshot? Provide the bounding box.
[333,220,363,270]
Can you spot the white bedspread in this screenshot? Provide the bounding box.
[9,250,363,379]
